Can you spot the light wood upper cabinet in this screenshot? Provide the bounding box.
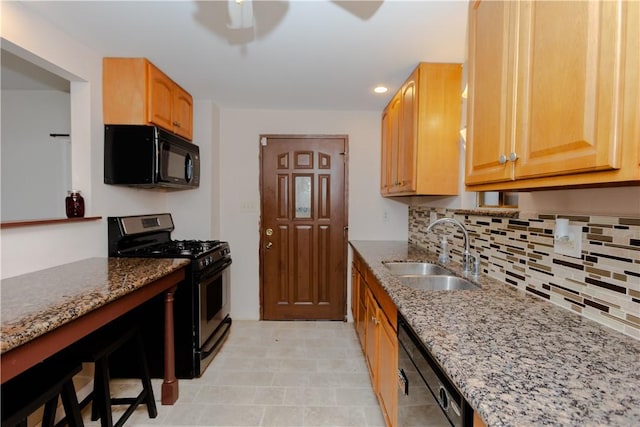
[380,95,396,194]
[171,85,194,140]
[381,63,463,196]
[466,0,640,190]
[103,58,194,140]
[465,0,513,184]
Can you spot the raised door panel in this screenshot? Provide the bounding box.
[103,58,147,125]
[514,0,624,178]
[173,85,193,140]
[465,0,515,185]
[387,94,402,192]
[380,108,391,194]
[398,73,417,193]
[378,314,398,427]
[147,63,174,131]
[356,272,367,349]
[350,264,358,324]
[364,289,379,389]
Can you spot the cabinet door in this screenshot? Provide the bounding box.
[397,73,417,193]
[514,0,624,178]
[378,314,398,427]
[350,265,357,320]
[356,273,367,349]
[173,85,193,140]
[380,107,391,194]
[364,289,379,388]
[387,94,402,192]
[466,0,515,185]
[147,63,174,132]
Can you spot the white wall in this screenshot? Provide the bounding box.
[518,187,640,217]
[0,2,178,278]
[219,109,408,320]
[167,100,219,240]
[1,90,71,221]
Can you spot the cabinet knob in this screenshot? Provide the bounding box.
[509,152,518,162]
[498,154,507,165]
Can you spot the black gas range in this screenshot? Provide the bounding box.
[108,213,232,378]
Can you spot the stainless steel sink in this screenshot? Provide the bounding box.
[383,262,451,276]
[398,275,480,291]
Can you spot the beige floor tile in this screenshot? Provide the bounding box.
[253,386,286,405]
[303,406,368,427]
[261,405,305,427]
[283,386,338,406]
[72,320,388,427]
[198,404,265,426]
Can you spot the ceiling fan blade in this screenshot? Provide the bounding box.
[332,0,384,20]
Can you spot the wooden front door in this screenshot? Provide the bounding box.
[260,135,348,320]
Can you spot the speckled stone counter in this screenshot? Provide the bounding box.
[350,240,640,427]
[1,257,190,353]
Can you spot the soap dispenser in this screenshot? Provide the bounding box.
[438,236,450,263]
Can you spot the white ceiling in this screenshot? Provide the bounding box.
[15,0,469,111]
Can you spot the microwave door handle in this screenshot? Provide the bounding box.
[185,153,193,183]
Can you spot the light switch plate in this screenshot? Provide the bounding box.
[554,225,583,258]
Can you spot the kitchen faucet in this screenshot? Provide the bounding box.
[426,217,480,276]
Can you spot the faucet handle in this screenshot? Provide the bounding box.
[468,254,480,276]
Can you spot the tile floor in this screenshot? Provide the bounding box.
[80,320,386,427]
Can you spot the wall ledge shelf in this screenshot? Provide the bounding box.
[1,216,102,229]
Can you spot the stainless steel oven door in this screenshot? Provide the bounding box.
[198,258,231,349]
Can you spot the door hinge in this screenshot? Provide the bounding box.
[261,137,267,146]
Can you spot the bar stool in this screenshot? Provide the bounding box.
[1,356,84,427]
[74,321,157,427]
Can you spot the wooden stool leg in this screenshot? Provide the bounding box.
[41,395,58,427]
[94,358,113,427]
[60,380,84,427]
[135,333,157,418]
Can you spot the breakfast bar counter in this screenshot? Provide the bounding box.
[350,240,640,426]
[1,257,189,404]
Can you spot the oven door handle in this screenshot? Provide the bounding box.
[200,317,232,358]
[201,258,233,280]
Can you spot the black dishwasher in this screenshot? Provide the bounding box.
[397,313,474,427]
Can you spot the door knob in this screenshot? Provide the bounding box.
[265,242,273,249]
[265,228,273,236]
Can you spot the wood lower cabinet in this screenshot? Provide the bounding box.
[474,411,487,427]
[103,57,194,140]
[377,307,398,427]
[466,0,640,190]
[381,62,463,196]
[351,259,367,349]
[351,252,397,427]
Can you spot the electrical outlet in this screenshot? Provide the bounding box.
[430,212,438,223]
[382,210,389,223]
[554,225,583,258]
[240,200,257,213]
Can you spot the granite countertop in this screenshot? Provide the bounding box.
[350,240,640,427]
[0,257,190,353]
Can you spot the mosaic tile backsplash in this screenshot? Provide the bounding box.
[409,207,640,339]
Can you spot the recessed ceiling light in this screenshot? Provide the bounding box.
[373,86,388,94]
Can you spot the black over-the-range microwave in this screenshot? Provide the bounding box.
[104,125,200,189]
